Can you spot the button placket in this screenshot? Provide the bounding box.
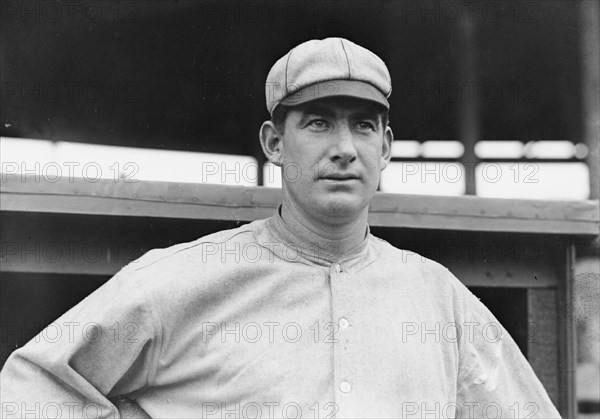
[329,261,355,410]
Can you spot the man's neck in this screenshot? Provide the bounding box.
[280,202,368,261]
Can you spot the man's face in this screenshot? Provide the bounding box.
[276,97,393,223]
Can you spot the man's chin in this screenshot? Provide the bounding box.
[317,198,365,220]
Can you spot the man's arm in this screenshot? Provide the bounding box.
[455,289,562,418]
[0,268,162,419]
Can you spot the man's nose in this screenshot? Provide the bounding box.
[331,125,357,163]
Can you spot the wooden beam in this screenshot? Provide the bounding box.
[442,252,560,288]
[0,212,569,286]
[1,177,598,235]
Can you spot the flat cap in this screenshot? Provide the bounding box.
[265,37,392,115]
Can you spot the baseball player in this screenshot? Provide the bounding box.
[1,38,561,418]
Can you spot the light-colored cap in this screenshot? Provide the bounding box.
[265,37,392,115]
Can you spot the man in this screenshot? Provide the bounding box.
[1,38,561,418]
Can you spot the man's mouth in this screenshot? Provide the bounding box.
[321,174,360,181]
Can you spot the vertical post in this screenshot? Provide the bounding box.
[557,243,577,417]
[253,70,269,187]
[458,20,479,195]
[255,150,266,187]
[580,0,599,199]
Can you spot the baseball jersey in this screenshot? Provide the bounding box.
[0,208,561,418]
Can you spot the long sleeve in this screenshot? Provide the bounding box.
[455,286,562,419]
[0,267,163,419]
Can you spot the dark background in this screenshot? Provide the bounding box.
[0,0,585,160]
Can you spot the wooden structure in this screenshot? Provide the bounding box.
[1,177,598,418]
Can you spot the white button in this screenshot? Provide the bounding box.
[339,318,350,329]
[334,263,341,273]
[340,381,352,393]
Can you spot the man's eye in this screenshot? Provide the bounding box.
[308,119,328,129]
[357,121,375,130]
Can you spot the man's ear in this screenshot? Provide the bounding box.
[380,126,394,170]
[259,121,283,167]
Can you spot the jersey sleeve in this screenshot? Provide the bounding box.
[454,282,562,419]
[0,265,163,419]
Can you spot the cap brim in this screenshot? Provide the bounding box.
[279,79,389,110]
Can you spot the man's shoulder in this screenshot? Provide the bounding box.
[368,232,475,294]
[369,233,449,273]
[80,219,271,324]
[368,233,484,316]
[122,218,267,273]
